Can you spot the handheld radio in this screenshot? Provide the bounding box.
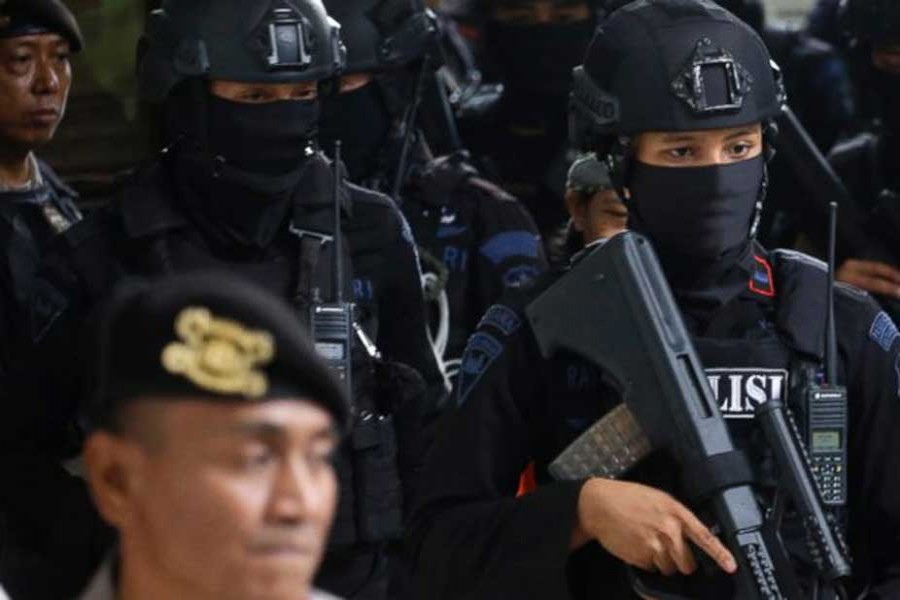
[310,140,354,399]
[806,201,848,506]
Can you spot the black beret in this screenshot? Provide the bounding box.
[0,0,83,51]
[89,271,351,435]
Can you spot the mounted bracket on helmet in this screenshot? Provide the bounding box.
[671,37,754,115]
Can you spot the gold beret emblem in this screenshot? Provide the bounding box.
[161,307,276,399]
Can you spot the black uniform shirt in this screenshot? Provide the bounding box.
[409,243,900,599]
[0,158,81,378]
[401,152,547,367]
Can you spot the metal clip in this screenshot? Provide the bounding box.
[288,224,333,246]
[266,7,312,70]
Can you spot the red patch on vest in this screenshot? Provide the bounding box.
[749,255,775,297]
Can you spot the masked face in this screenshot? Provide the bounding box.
[628,155,765,260]
[486,17,595,95]
[318,80,394,183]
[625,125,765,277]
[164,81,322,249]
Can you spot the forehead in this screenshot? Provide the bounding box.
[641,124,762,143]
[135,398,334,443]
[0,32,68,50]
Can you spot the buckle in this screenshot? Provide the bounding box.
[671,38,753,115]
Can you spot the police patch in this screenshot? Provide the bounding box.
[869,311,899,352]
[478,305,522,336]
[457,332,504,406]
[706,368,788,420]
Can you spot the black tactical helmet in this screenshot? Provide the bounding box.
[839,0,900,44]
[570,0,785,150]
[138,0,346,104]
[321,0,438,74]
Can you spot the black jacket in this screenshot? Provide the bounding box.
[1,152,446,599]
[409,243,900,599]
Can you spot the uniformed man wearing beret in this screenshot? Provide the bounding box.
[79,271,347,600]
[0,0,82,381]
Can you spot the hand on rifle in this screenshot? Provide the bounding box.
[572,478,737,576]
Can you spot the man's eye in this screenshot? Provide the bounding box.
[240,448,275,468]
[729,142,752,156]
[241,92,269,103]
[667,147,693,159]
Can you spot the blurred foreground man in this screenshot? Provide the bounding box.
[0,0,81,380]
[80,272,347,600]
[410,1,900,598]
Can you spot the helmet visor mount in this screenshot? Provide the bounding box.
[265,7,314,71]
[671,38,753,116]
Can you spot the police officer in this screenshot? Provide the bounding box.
[0,0,82,381]
[79,272,348,600]
[408,1,900,597]
[826,0,900,317]
[3,1,447,598]
[440,0,599,235]
[317,0,546,378]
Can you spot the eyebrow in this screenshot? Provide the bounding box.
[723,129,757,140]
[228,420,339,444]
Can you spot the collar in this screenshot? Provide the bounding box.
[0,154,43,193]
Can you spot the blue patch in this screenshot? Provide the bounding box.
[353,278,375,302]
[457,332,504,406]
[753,270,769,286]
[869,312,899,352]
[478,305,522,336]
[503,265,542,288]
[479,231,541,265]
[443,246,469,273]
[437,225,468,239]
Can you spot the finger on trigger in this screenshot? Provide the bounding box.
[681,510,736,573]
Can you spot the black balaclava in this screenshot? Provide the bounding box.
[165,84,320,249]
[627,154,765,293]
[318,81,395,183]
[486,18,595,95]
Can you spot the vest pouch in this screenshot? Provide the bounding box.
[328,447,359,548]
[373,360,427,511]
[351,412,404,544]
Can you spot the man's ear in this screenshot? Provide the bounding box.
[564,190,587,233]
[83,432,145,529]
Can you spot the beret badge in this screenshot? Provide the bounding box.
[162,307,276,399]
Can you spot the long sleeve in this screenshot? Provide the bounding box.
[408,296,586,599]
[838,292,900,598]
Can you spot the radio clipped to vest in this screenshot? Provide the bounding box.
[307,140,354,400]
[807,202,848,507]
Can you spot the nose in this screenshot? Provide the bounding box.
[266,458,333,525]
[33,55,61,96]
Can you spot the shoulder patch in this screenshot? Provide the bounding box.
[480,231,541,265]
[457,332,504,406]
[869,311,899,352]
[478,304,522,336]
